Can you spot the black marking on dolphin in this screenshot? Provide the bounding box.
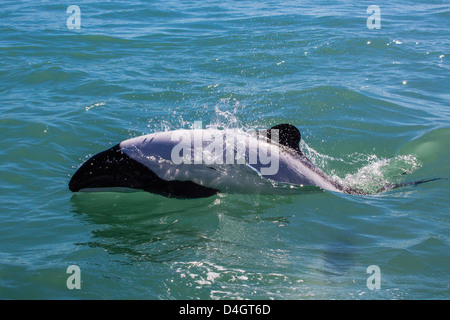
[69,144,219,198]
[267,123,302,154]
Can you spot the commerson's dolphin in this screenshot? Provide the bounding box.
[68,124,438,198]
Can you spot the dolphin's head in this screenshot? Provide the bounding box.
[68,143,220,198]
[68,144,152,192]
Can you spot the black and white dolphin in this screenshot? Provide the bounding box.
[68,124,437,198]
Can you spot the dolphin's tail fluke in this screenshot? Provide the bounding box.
[376,178,444,193]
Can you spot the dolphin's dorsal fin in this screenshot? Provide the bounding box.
[267,124,302,153]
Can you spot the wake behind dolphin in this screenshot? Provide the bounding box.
[69,124,437,198]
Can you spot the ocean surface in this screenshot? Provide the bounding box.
[0,0,449,300]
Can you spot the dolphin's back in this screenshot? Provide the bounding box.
[119,129,345,194]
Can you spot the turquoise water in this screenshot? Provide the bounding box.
[1,0,449,299]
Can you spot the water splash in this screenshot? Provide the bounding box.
[208,98,248,131]
[301,138,422,194]
[85,101,105,111]
[334,154,421,194]
[301,140,351,168]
